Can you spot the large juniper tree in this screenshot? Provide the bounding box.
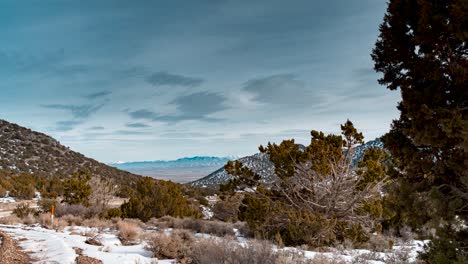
[222,121,388,247]
[372,0,467,262]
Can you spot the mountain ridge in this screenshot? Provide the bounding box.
[190,139,383,188]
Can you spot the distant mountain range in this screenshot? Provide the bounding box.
[0,119,140,185]
[190,139,383,188]
[109,156,233,183]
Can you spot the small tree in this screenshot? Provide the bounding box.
[223,121,388,246]
[90,176,116,211]
[63,170,92,206]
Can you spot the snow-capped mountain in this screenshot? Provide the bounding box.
[109,156,233,183]
[190,139,383,188]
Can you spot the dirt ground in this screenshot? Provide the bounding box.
[0,231,31,264]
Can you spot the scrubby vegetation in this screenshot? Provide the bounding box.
[0,1,465,263]
[219,121,388,247]
[121,177,201,221]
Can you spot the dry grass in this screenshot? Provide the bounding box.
[148,216,238,237]
[145,230,342,264]
[146,229,194,261]
[39,213,53,228]
[21,214,37,225]
[54,218,69,230]
[82,217,114,231]
[61,214,84,226]
[117,220,142,245]
[0,215,21,225]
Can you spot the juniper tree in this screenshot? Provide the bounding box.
[372,0,467,261]
[223,121,388,246]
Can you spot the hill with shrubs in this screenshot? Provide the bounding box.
[0,119,140,185]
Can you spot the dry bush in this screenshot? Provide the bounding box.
[21,214,37,225]
[39,213,53,228]
[54,218,69,230]
[60,214,84,226]
[146,229,194,261]
[306,255,347,264]
[55,203,100,218]
[82,217,113,231]
[148,216,235,237]
[117,220,142,245]
[147,216,176,229]
[351,251,384,264]
[0,215,21,225]
[233,221,251,237]
[365,234,393,252]
[13,203,36,218]
[188,238,324,264]
[398,225,415,242]
[121,218,145,228]
[199,220,235,237]
[212,194,242,222]
[385,247,412,264]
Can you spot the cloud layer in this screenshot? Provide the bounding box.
[0,0,400,162]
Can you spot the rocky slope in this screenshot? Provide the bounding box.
[0,119,139,184]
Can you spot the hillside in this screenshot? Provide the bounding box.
[190,139,383,188]
[0,120,140,184]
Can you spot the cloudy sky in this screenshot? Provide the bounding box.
[0,0,400,163]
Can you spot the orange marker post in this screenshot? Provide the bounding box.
[51,205,55,227]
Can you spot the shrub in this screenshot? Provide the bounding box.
[39,213,53,228]
[188,238,321,264]
[146,229,195,261]
[13,203,36,218]
[103,208,122,219]
[0,215,21,225]
[121,177,201,221]
[365,234,392,252]
[54,218,69,230]
[21,214,37,225]
[212,194,242,222]
[38,198,58,213]
[63,170,92,206]
[0,184,6,197]
[117,220,142,245]
[147,216,236,237]
[60,214,84,226]
[55,203,100,218]
[82,218,113,231]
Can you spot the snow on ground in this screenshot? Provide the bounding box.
[0,223,428,264]
[0,225,173,264]
[0,196,16,203]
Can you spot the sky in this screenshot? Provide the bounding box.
[0,0,400,163]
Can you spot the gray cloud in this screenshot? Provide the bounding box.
[159,132,224,139]
[146,71,204,87]
[89,126,105,130]
[55,120,82,131]
[42,103,105,119]
[243,74,317,106]
[129,92,227,123]
[84,91,112,99]
[126,122,150,128]
[114,130,152,135]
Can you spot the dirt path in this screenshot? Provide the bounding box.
[0,230,31,264]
